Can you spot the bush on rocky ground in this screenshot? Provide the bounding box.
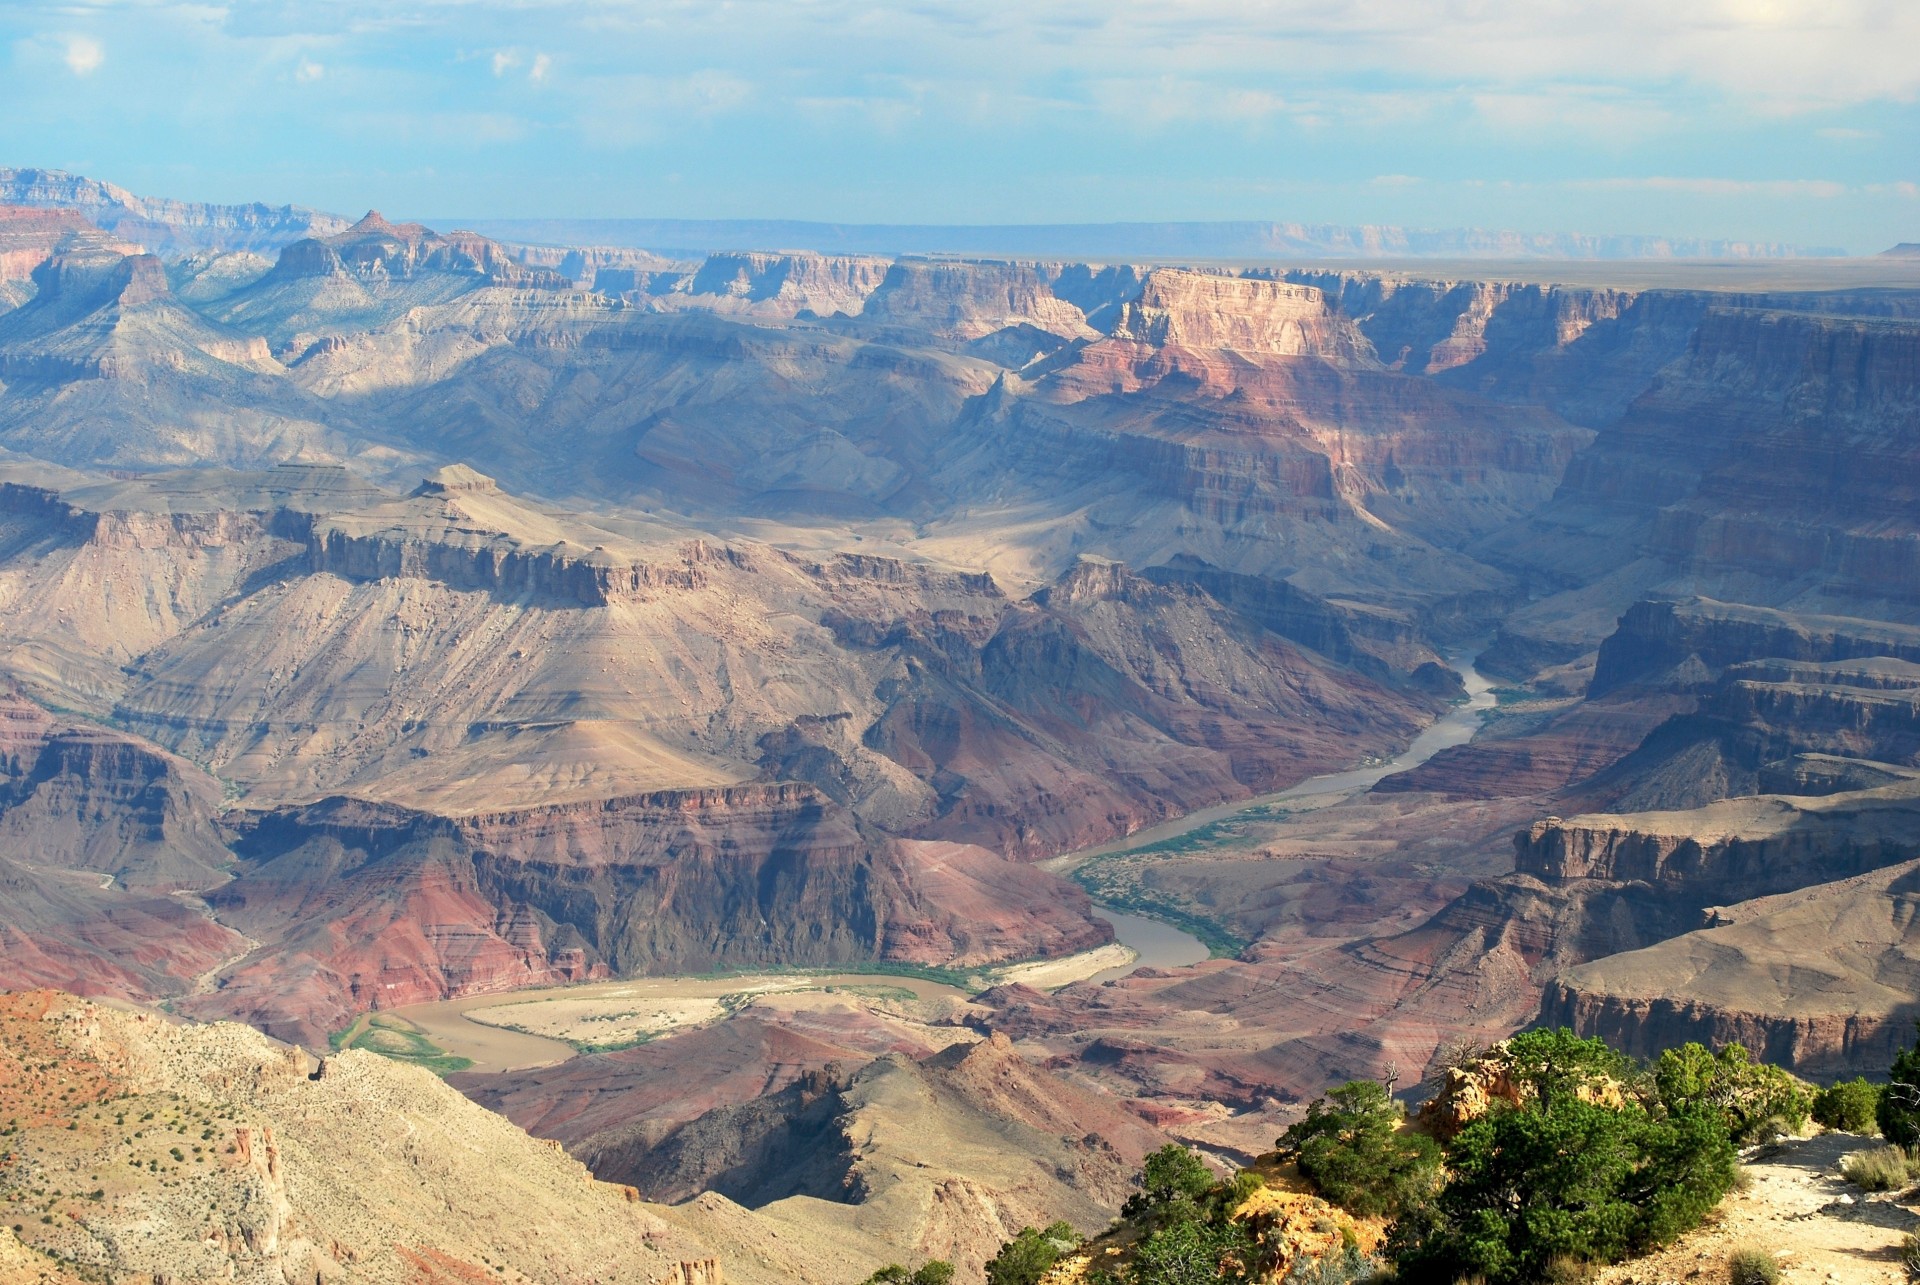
[1812,1077,1880,1133]
[1277,1079,1441,1218]
[1725,1245,1780,1285]
[1841,1144,1920,1192]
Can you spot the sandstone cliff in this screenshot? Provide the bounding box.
[1542,857,1920,1075]
[1513,780,1920,896]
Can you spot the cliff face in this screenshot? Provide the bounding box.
[678,251,892,318]
[1542,858,1920,1075]
[1513,782,1920,895]
[0,687,250,1001]
[0,166,350,254]
[269,211,570,289]
[1108,270,1376,362]
[1288,272,1709,426]
[854,259,1102,342]
[0,248,279,382]
[186,786,1109,1047]
[1591,598,1920,696]
[1487,306,1920,622]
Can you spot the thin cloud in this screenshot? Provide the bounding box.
[1573,177,1850,199]
[63,34,102,75]
[296,57,324,82]
[529,52,551,83]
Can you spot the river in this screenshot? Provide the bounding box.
[1062,654,1492,967]
[381,657,1490,1072]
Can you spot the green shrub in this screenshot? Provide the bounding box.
[986,1222,1079,1285]
[862,1263,954,1285]
[1813,1077,1881,1133]
[1841,1144,1920,1192]
[1503,1028,1638,1104]
[1883,1025,1920,1147]
[1726,1245,1780,1285]
[1389,1080,1736,1285]
[1121,1145,1216,1225]
[1654,1042,1811,1144]
[1277,1079,1442,1218]
[1128,1212,1260,1285]
[1282,1244,1378,1285]
[1899,1232,1920,1280]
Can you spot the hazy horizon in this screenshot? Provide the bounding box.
[1,1,1915,254]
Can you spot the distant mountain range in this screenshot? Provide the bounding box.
[0,167,346,256]
[0,165,1846,260]
[442,216,1842,261]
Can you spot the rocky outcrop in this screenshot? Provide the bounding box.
[0,990,730,1285]
[574,1032,1166,1278]
[855,259,1101,342]
[1590,598,1920,696]
[269,211,570,289]
[1541,858,1920,1075]
[305,467,754,606]
[1109,270,1375,362]
[1513,780,1920,896]
[678,251,891,318]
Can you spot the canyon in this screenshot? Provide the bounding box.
[0,171,1918,1279]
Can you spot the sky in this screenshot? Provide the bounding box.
[1,1,1917,252]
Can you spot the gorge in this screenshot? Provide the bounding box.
[0,169,1918,1281]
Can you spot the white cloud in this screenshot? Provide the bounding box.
[63,35,102,75]
[296,57,324,82]
[492,49,519,77]
[529,52,550,83]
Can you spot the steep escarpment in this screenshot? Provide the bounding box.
[183,785,1108,1047]
[1287,272,1709,426]
[269,210,570,290]
[1514,782,1920,895]
[1486,307,1920,640]
[969,277,1591,617]
[1591,598,1920,696]
[1542,857,1920,1074]
[674,251,892,318]
[0,689,250,1002]
[0,249,278,381]
[0,167,350,254]
[1109,270,1376,362]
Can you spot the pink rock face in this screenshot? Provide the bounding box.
[175,786,1111,1048]
[1107,270,1375,363]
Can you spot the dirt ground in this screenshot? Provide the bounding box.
[1597,1132,1918,1285]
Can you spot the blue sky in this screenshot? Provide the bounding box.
[2,1,1916,251]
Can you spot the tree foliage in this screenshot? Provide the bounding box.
[1811,1077,1880,1134]
[1880,1023,1920,1147]
[1653,1042,1810,1143]
[986,1223,1079,1285]
[1277,1079,1441,1217]
[1121,1145,1217,1225]
[1389,1031,1737,1285]
[862,1263,955,1285]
